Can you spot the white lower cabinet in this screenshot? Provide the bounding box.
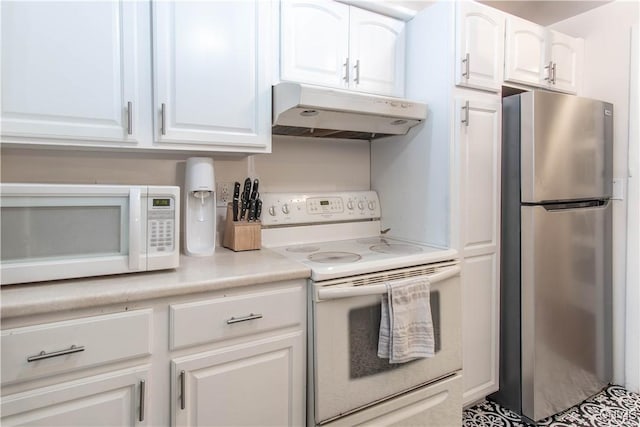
[172,333,304,426]
[1,280,306,426]
[168,282,306,426]
[1,367,149,426]
[461,254,499,405]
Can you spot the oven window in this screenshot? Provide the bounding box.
[349,291,441,379]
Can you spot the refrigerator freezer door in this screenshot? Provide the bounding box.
[520,203,612,422]
[519,91,613,203]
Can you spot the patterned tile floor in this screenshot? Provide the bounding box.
[463,385,640,426]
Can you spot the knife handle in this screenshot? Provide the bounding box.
[248,200,256,221]
[255,199,262,220]
[232,200,239,222]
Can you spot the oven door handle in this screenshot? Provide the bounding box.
[316,265,461,300]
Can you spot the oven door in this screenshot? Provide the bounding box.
[311,263,462,424]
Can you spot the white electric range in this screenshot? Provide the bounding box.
[261,191,463,427]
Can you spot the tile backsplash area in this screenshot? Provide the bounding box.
[1,136,370,245]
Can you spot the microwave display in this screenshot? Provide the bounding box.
[152,198,171,207]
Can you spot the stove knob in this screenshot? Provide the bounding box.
[368,201,376,210]
[268,206,276,216]
[357,201,365,210]
[282,204,290,215]
[347,200,354,210]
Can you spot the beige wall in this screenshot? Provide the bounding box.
[1,136,370,190]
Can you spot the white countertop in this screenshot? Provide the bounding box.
[1,248,311,319]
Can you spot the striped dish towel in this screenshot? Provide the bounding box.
[377,277,435,363]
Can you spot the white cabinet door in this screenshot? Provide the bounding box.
[505,16,582,94]
[504,15,548,87]
[456,97,501,256]
[461,254,499,405]
[548,29,582,94]
[455,2,505,92]
[153,0,271,152]
[172,332,304,427]
[1,1,142,144]
[280,0,350,89]
[455,96,501,405]
[1,367,149,426]
[349,7,405,96]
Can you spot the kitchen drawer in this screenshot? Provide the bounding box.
[1,309,152,386]
[169,286,303,350]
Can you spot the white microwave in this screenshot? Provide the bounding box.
[1,183,180,285]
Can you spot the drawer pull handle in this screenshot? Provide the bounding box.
[226,313,263,324]
[27,345,85,362]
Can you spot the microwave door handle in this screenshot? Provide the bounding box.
[316,265,461,300]
[129,188,143,270]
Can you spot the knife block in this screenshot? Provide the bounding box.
[222,203,262,251]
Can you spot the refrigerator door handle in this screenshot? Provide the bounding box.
[541,199,608,211]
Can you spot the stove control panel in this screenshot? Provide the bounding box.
[260,191,381,226]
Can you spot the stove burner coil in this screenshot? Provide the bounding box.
[308,251,362,264]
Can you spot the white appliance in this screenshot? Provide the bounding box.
[0,183,180,285]
[184,157,216,256]
[261,191,462,426]
[272,82,428,140]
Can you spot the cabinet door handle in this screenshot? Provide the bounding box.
[343,57,349,82]
[180,370,186,410]
[462,53,470,78]
[354,59,360,84]
[461,101,470,127]
[226,313,263,324]
[161,103,167,135]
[27,344,85,362]
[139,379,146,422]
[127,101,133,135]
[551,62,557,84]
[544,61,553,82]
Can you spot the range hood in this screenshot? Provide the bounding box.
[272,82,427,140]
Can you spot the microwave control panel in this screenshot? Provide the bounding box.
[147,196,176,253]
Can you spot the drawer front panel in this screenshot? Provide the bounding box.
[1,309,152,385]
[170,286,303,350]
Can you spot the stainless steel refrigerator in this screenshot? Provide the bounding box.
[491,90,613,423]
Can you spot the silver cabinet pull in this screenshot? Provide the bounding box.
[461,100,470,127]
[27,345,85,362]
[226,313,263,324]
[180,370,186,410]
[551,62,557,84]
[127,101,133,135]
[343,57,350,82]
[462,53,470,78]
[544,61,553,82]
[354,59,360,84]
[139,380,146,422]
[161,103,167,135]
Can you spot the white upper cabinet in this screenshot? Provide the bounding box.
[548,29,582,93]
[280,1,350,89]
[153,1,272,152]
[455,1,505,92]
[280,0,406,97]
[349,7,405,96]
[504,15,547,87]
[1,1,143,144]
[505,15,583,94]
[455,1,505,93]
